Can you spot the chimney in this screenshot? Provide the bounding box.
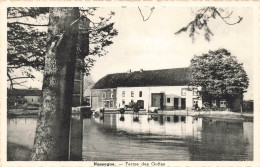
[140,69,143,73]
[127,69,131,73]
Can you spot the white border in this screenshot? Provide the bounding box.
[0,1,259,167]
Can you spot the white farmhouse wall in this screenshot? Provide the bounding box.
[117,87,149,109]
[117,86,202,111]
[149,86,187,110]
[24,96,41,104]
[186,90,193,109]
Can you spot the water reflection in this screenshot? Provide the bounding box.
[7,115,83,161]
[119,115,125,121]
[93,114,203,139]
[85,114,252,161]
[133,115,139,122]
[7,117,37,148]
[188,118,253,160]
[7,113,253,161]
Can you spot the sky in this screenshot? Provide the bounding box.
[10,6,255,100]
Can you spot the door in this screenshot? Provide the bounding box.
[174,98,179,109]
[181,98,186,109]
[137,100,144,109]
[193,98,199,109]
[152,93,164,109]
[105,101,109,108]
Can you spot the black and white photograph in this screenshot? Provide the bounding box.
[0,1,259,166]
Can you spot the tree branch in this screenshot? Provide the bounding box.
[175,7,243,42]
[138,7,155,22]
[8,22,49,27]
[12,81,30,88]
[214,10,242,25]
[221,11,233,19]
[8,15,32,19]
[7,72,13,89]
[175,21,193,34]
[7,76,35,81]
[13,80,27,85]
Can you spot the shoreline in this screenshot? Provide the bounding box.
[7,108,253,122]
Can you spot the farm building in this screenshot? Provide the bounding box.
[7,88,42,105]
[91,68,203,111]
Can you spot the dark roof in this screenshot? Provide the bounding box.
[8,89,42,96]
[92,67,191,89]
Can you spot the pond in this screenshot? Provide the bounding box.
[7,113,253,161]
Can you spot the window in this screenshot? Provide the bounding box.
[167,98,171,103]
[220,100,226,108]
[130,100,134,106]
[110,101,113,108]
[193,89,198,96]
[181,88,186,96]
[131,91,134,97]
[212,100,217,106]
[122,91,125,97]
[111,90,113,98]
[139,91,142,97]
[103,92,106,99]
[193,99,198,106]
[122,100,125,105]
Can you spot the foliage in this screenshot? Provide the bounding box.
[7,7,49,19]
[175,7,243,42]
[189,48,249,103]
[79,8,118,74]
[7,7,118,88]
[7,95,26,107]
[83,75,95,97]
[7,7,49,88]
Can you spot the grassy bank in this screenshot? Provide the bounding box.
[8,109,39,117]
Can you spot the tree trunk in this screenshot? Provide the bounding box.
[31,7,79,161]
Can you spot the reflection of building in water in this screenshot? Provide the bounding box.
[89,114,252,161]
[162,116,202,139]
[99,115,203,140]
[111,114,117,129]
[95,114,118,129]
[119,115,125,121]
